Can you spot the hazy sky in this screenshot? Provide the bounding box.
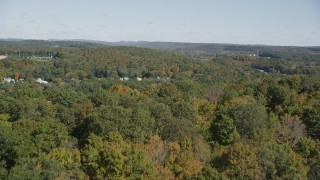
[0,0,319,46]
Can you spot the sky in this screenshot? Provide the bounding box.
[0,0,319,46]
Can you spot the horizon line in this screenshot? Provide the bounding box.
[1,37,319,48]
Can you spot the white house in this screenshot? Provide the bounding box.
[35,78,48,84]
[0,55,7,60]
[3,77,15,83]
[120,77,129,81]
[136,77,142,81]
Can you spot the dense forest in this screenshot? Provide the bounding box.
[0,40,320,179]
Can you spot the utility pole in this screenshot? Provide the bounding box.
[19,50,20,58]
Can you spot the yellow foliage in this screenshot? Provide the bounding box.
[135,135,205,179]
[192,136,211,163]
[47,147,81,168]
[180,138,193,151]
[224,142,262,179]
[0,113,10,121]
[135,135,164,159]
[175,151,204,178]
[167,142,181,155]
[180,70,193,78]
[224,95,256,107]
[0,114,12,128]
[109,84,140,95]
[192,99,216,132]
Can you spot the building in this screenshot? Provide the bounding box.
[0,55,8,60]
[35,78,48,84]
[3,77,15,83]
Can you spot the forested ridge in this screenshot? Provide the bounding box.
[0,40,320,179]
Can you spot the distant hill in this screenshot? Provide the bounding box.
[0,39,104,49]
[1,39,320,61]
[87,40,320,61]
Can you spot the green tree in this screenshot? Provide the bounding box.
[149,102,173,134]
[47,87,85,107]
[258,143,309,179]
[211,108,239,145]
[302,105,320,139]
[196,165,226,180]
[0,94,22,121]
[171,102,197,123]
[267,85,290,111]
[161,117,198,141]
[33,119,69,153]
[223,142,263,179]
[90,90,119,107]
[229,103,268,139]
[46,148,86,179]
[7,158,43,180]
[128,107,155,142]
[295,137,320,163]
[158,83,182,105]
[81,133,154,179]
[82,105,132,140]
